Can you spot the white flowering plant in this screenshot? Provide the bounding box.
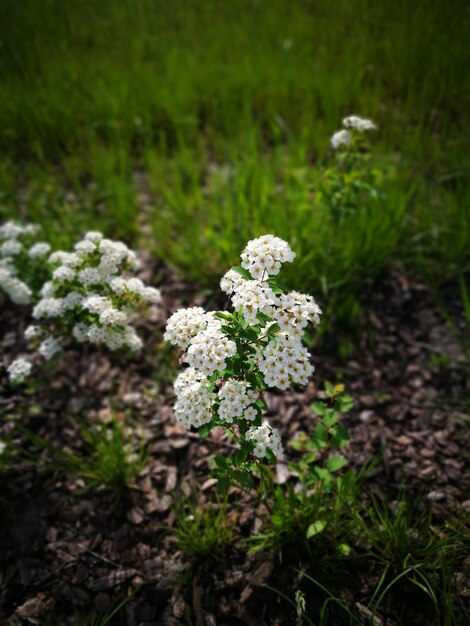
[323,115,384,223]
[20,231,161,371]
[165,234,322,494]
[0,220,51,305]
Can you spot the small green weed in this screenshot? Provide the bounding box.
[172,491,235,561]
[22,416,146,496]
[250,384,358,566]
[354,496,467,623]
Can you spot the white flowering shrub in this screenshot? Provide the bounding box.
[24,231,161,362]
[165,234,321,492]
[324,115,382,223]
[0,220,51,304]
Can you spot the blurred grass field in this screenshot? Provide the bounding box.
[0,0,469,326]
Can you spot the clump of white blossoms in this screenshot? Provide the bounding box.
[27,231,161,359]
[331,115,376,150]
[0,220,50,304]
[7,357,33,384]
[165,234,321,487]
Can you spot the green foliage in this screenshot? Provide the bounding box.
[172,492,236,561]
[352,497,468,625]
[267,497,468,626]
[250,384,357,563]
[0,0,468,315]
[23,416,146,496]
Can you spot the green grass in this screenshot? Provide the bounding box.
[257,490,468,625]
[0,0,469,323]
[20,415,146,496]
[172,491,236,561]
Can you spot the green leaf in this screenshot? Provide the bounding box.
[311,401,328,417]
[256,312,272,324]
[325,381,335,398]
[306,520,327,538]
[198,423,213,438]
[266,322,280,336]
[216,476,230,496]
[214,311,233,321]
[214,455,229,469]
[234,447,248,466]
[312,423,328,448]
[330,424,350,449]
[327,454,346,472]
[231,266,252,280]
[337,395,354,413]
[313,466,331,481]
[323,410,338,428]
[338,543,351,556]
[229,469,253,489]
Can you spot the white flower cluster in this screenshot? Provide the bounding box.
[246,421,283,459]
[330,115,376,149]
[342,115,376,131]
[167,235,321,461]
[163,307,209,349]
[0,221,49,305]
[173,367,215,429]
[0,221,39,240]
[38,337,62,361]
[186,322,236,376]
[218,379,258,423]
[230,280,278,324]
[240,234,295,279]
[7,357,32,384]
[0,267,32,304]
[31,231,161,353]
[275,291,321,332]
[259,333,314,389]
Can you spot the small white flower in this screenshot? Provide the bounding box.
[78,268,101,286]
[84,231,103,243]
[49,251,80,267]
[75,239,97,257]
[0,239,22,257]
[24,325,41,341]
[0,268,32,304]
[7,358,32,384]
[39,337,62,361]
[342,115,376,131]
[173,367,215,430]
[53,266,75,282]
[83,295,111,314]
[220,269,246,294]
[40,281,56,297]
[246,421,283,458]
[72,322,89,342]
[28,242,51,259]
[164,307,210,349]
[99,307,127,326]
[143,286,161,304]
[240,235,295,280]
[331,129,352,149]
[0,221,24,240]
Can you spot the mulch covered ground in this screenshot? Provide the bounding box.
[0,260,469,625]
